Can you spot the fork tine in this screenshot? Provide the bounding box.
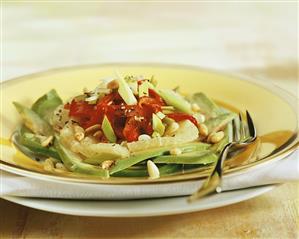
[232,118,240,142]
[246,110,257,139]
[239,113,245,140]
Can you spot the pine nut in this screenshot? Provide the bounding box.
[170,147,182,155]
[209,131,225,143]
[147,160,160,179]
[138,134,152,141]
[191,103,201,112]
[74,125,85,141]
[41,135,53,147]
[85,95,98,103]
[198,123,208,137]
[193,113,205,123]
[44,158,54,172]
[165,122,180,136]
[55,162,67,171]
[107,79,119,90]
[101,160,115,170]
[85,124,101,135]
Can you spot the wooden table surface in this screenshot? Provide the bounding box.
[1,2,298,238]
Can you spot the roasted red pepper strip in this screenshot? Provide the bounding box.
[67,89,165,141]
[123,117,141,142]
[149,89,165,105]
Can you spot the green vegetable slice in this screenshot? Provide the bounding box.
[117,74,137,105]
[102,115,117,143]
[13,127,59,160]
[110,148,166,174]
[113,168,148,177]
[152,113,165,136]
[54,137,109,178]
[159,89,192,114]
[205,113,235,135]
[191,92,223,117]
[154,151,217,164]
[13,102,53,136]
[18,126,60,159]
[31,89,63,121]
[110,143,210,174]
[138,81,150,97]
[159,164,183,175]
[112,164,182,177]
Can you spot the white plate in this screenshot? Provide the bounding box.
[1,185,275,217]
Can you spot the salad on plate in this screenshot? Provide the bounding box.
[13,73,237,179]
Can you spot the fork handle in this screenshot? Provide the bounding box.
[188,143,234,202]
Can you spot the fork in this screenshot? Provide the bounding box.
[188,111,257,202]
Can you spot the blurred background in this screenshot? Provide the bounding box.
[2,1,298,94]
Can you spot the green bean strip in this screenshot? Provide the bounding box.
[159,164,183,176]
[110,148,166,174]
[113,164,182,177]
[190,92,223,117]
[109,143,210,175]
[154,151,217,165]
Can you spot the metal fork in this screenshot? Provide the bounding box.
[188,111,257,202]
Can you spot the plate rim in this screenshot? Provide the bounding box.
[0,185,276,217]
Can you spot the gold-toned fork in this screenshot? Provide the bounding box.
[188,111,257,202]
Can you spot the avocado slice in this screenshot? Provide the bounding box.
[13,102,53,136]
[31,89,63,121]
[54,138,109,178]
[101,115,117,143]
[117,74,137,105]
[152,113,165,136]
[159,89,192,114]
